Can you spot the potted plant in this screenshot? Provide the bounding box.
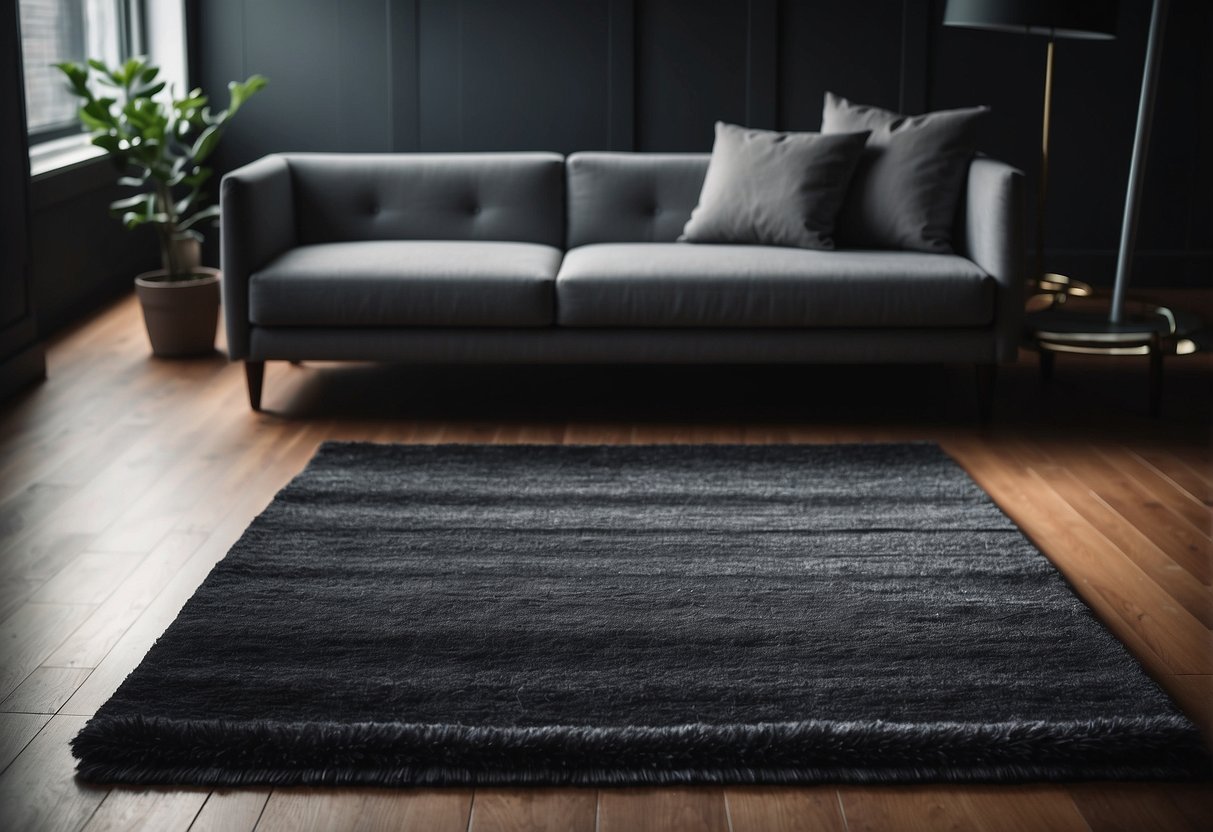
[56,57,266,357]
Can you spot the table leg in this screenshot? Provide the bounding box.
[1039,349,1055,384]
[1148,335,1163,417]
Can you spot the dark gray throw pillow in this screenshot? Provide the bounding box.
[822,92,988,253]
[679,122,870,250]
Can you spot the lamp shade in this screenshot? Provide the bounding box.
[943,0,1118,40]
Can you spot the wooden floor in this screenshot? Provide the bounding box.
[0,291,1210,831]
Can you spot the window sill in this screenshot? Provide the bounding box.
[30,135,107,180]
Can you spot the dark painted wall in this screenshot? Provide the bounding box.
[2,0,45,398]
[189,0,1209,288]
[28,166,158,335]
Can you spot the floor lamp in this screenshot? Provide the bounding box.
[945,0,1197,416]
[942,0,1118,294]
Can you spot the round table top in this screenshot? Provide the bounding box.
[1023,295,1205,355]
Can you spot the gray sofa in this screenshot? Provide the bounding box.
[221,151,1023,414]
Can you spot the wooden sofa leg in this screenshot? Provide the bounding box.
[245,361,265,412]
[975,364,997,423]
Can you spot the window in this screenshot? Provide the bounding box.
[19,0,143,143]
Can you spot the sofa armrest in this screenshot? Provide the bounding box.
[960,157,1025,363]
[220,155,296,360]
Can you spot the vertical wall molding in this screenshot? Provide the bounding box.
[608,0,635,150]
[390,0,420,150]
[745,0,778,128]
[900,0,931,113]
[1,0,46,397]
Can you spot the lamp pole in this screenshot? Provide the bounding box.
[1110,0,1168,323]
[1036,36,1054,285]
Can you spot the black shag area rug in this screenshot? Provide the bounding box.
[73,442,1209,786]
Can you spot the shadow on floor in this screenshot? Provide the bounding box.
[257,352,1212,444]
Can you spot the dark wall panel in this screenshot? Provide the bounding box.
[779,0,903,132]
[29,172,158,333]
[636,0,749,151]
[419,0,612,153]
[205,0,393,171]
[2,0,44,397]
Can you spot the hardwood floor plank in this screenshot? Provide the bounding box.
[838,785,1088,832]
[1069,783,1208,832]
[0,712,50,773]
[1098,446,1213,533]
[0,667,91,714]
[60,521,255,716]
[83,787,210,832]
[1133,447,1213,507]
[44,532,207,669]
[0,715,108,832]
[0,532,93,622]
[1161,785,1213,831]
[561,422,634,444]
[0,603,96,701]
[0,362,235,559]
[597,788,729,832]
[725,786,847,832]
[174,422,329,539]
[171,430,301,536]
[468,787,596,832]
[254,788,473,832]
[188,789,271,832]
[839,786,965,832]
[29,551,146,606]
[89,451,232,554]
[491,423,567,445]
[949,440,1212,675]
[1056,448,1212,584]
[1165,675,1213,742]
[1022,461,1213,628]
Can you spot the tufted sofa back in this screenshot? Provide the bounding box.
[566,152,709,248]
[284,152,566,248]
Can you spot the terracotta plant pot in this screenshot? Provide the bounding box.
[134,268,221,358]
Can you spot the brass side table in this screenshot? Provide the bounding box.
[1023,294,1203,417]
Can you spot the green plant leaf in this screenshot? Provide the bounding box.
[79,108,112,132]
[177,204,220,231]
[227,75,268,117]
[121,210,164,229]
[190,125,222,164]
[80,98,116,129]
[55,62,91,97]
[131,80,166,99]
[182,168,211,189]
[91,134,124,154]
[61,56,256,243]
[109,193,151,212]
[120,57,143,85]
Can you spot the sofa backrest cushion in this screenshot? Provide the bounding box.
[566,152,709,247]
[285,152,565,248]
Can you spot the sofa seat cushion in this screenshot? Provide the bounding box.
[249,241,562,327]
[556,243,994,328]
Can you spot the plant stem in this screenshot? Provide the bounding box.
[154,181,180,277]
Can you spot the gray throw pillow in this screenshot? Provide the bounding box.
[679,122,870,250]
[822,92,989,253]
